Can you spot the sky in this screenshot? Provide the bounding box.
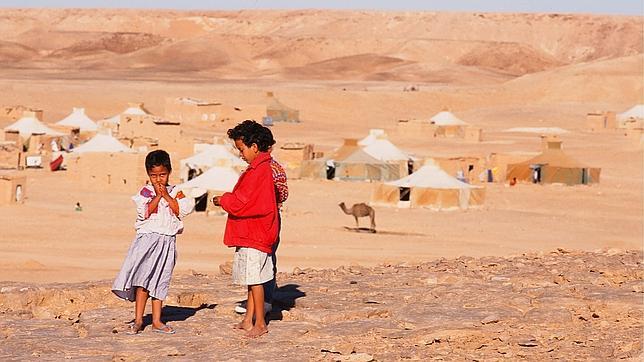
[1,0,642,16]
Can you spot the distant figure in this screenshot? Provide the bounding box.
[50,139,60,152]
[338,202,376,231]
[111,150,195,335]
[456,169,466,183]
[74,202,83,211]
[509,177,517,186]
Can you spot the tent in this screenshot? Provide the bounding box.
[430,110,469,138]
[334,148,401,182]
[179,144,245,182]
[371,160,485,210]
[4,115,64,138]
[71,133,134,154]
[430,111,468,126]
[178,166,240,198]
[103,103,150,125]
[266,92,299,123]
[505,138,600,185]
[616,105,644,129]
[358,129,386,146]
[300,139,401,181]
[55,108,98,132]
[178,166,240,212]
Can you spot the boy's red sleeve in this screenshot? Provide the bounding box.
[220,167,275,217]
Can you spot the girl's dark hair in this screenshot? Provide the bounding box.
[145,149,172,172]
[227,120,275,152]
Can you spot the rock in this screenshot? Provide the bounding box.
[338,353,374,362]
[292,267,305,275]
[425,276,438,285]
[516,337,539,347]
[481,315,500,324]
[219,262,233,275]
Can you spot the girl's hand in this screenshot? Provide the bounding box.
[212,196,221,206]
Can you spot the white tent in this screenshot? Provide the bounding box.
[363,138,410,162]
[103,104,149,125]
[371,160,485,210]
[617,105,644,128]
[178,166,240,198]
[179,144,245,181]
[56,107,98,132]
[71,133,134,154]
[358,129,410,162]
[387,161,474,189]
[181,144,245,169]
[430,111,468,126]
[4,115,64,137]
[358,129,387,146]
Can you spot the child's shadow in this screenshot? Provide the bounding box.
[268,284,306,323]
[137,303,216,328]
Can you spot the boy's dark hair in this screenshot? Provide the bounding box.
[145,149,172,172]
[227,120,275,152]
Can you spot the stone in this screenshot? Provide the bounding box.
[481,315,500,324]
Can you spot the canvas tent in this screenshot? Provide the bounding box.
[371,160,485,210]
[266,92,299,123]
[4,114,64,138]
[430,110,469,137]
[616,105,644,129]
[179,144,245,182]
[505,138,600,185]
[71,133,133,154]
[178,166,240,212]
[300,138,401,181]
[334,147,401,181]
[103,103,150,125]
[55,108,98,132]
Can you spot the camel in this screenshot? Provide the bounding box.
[338,202,376,230]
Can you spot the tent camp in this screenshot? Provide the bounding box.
[179,144,245,182]
[505,137,600,185]
[71,133,133,154]
[55,108,98,132]
[616,105,644,129]
[178,166,240,212]
[4,114,64,138]
[371,160,485,210]
[266,92,300,123]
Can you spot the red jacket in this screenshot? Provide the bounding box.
[220,152,278,254]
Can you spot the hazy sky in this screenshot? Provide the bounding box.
[1,0,642,16]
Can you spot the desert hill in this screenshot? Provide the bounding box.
[0,9,641,83]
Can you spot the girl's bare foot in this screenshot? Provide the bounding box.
[245,325,268,338]
[233,320,253,331]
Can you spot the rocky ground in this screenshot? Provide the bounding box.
[0,249,642,361]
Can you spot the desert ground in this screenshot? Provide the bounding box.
[0,8,642,360]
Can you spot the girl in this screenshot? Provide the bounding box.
[213,120,279,338]
[112,149,194,335]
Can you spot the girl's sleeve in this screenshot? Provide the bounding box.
[220,168,275,218]
[176,190,194,219]
[132,187,153,220]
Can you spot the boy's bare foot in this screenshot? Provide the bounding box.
[233,320,253,331]
[245,325,268,338]
[127,322,143,335]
